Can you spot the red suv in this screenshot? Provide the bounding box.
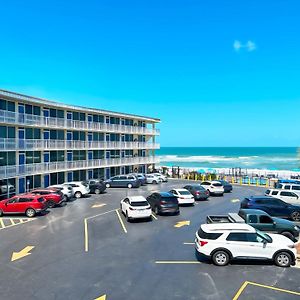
[29,189,65,208]
[0,195,48,217]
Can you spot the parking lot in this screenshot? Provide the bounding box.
[0,179,300,300]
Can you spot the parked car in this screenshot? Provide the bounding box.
[84,179,106,194]
[217,180,233,193]
[183,184,209,201]
[201,181,224,196]
[145,174,162,184]
[265,189,300,205]
[195,223,296,267]
[276,183,300,197]
[206,210,300,242]
[48,184,73,201]
[129,173,147,185]
[152,173,168,182]
[63,181,90,198]
[240,196,300,222]
[146,192,179,215]
[276,179,300,187]
[30,188,65,208]
[0,194,48,217]
[120,196,152,221]
[104,175,141,188]
[169,189,195,206]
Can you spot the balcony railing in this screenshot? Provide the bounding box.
[0,109,160,135]
[0,156,160,178]
[0,138,160,151]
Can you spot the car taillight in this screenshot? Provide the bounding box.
[129,207,135,210]
[198,240,208,247]
[205,191,209,195]
[179,197,185,199]
[195,191,200,195]
[160,200,167,204]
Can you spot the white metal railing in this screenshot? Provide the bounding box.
[0,156,160,178]
[0,138,160,151]
[0,109,160,135]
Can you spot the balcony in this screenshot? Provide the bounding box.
[0,138,160,151]
[0,156,160,178]
[0,109,160,135]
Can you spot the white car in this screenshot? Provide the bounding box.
[120,196,152,221]
[265,189,300,205]
[169,189,195,205]
[49,184,73,200]
[152,173,168,182]
[63,181,90,198]
[201,181,224,196]
[145,174,162,184]
[195,223,296,267]
[277,183,300,197]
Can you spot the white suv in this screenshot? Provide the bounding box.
[195,223,296,267]
[49,184,73,200]
[277,183,300,197]
[146,174,162,184]
[63,181,90,198]
[265,189,300,205]
[152,173,168,182]
[201,181,224,196]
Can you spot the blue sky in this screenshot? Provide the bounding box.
[1,0,300,146]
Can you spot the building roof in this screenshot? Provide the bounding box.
[0,89,160,123]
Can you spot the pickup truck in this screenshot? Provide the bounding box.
[207,209,300,241]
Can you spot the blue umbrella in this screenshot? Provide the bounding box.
[292,168,300,172]
[207,168,216,174]
[197,169,205,174]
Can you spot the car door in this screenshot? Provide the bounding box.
[110,176,118,187]
[121,198,129,213]
[257,215,276,233]
[266,199,291,217]
[280,191,298,204]
[4,197,19,213]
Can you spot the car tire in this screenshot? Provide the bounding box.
[153,180,158,184]
[48,200,56,208]
[105,183,110,188]
[60,200,67,207]
[207,190,210,196]
[0,209,3,216]
[148,216,153,222]
[95,188,100,194]
[274,251,292,267]
[212,250,230,266]
[127,183,133,189]
[126,211,130,222]
[74,191,82,199]
[281,231,295,241]
[25,208,36,218]
[291,211,300,222]
[155,206,160,215]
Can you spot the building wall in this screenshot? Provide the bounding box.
[0,90,160,199]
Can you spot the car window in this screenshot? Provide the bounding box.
[212,183,222,187]
[19,197,32,203]
[178,190,191,195]
[248,215,258,223]
[292,185,300,190]
[197,228,222,240]
[265,190,270,195]
[7,198,18,203]
[281,191,293,197]
[130,201,149,207]
[128,176,135,180]
[271,191,278,195]
[259,215,273,224]
[90,181,95,184]
[226,233,262,243]
[284,185,291,190]
[201,182,209,185]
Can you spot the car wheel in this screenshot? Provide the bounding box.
[25,208,36,218]
[274,251,292,267]
[281,231,295,241]
[126,211,130,222]
[105,183,110,188]
[212,250,230,266]
[74,191,82,199]
[60,200,67,207]
[0,209,3,216]
[48,200,56,208]
[148,216,153,222]
[291,211,300,222]
[153,180,158,184]
[95,188,100,194]
[207,190,210,196]
[127,183,133,189]
[155,206,159,215]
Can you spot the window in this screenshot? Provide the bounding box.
[284,185,291,190]
[7,101,15,112]
[57,110,64,118]
[25,128,34,139]
[73,111,79,120]
[131,201,149,207]
[19,197,32,203]
[248,215,258,223]
[0,126,7,138]
[281,191,293,197]
[265,190,270,195]
[271,191,278,195]
[197,228,222,240]
[80,113,85,121]
[33,106,41,115]
[259,215,273,224]
[119,176,127,180]
[33,129,40,139]
[0,99,6,110]
[292,186,300,191]
[25,104,33,114]
[226,233,262,242]
[50,108,57,118]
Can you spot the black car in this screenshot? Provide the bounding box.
[183,184,209,200]
[84,180,106,194]
[146,192,179,215]
[240,195,300,221]
[218,180,233,193]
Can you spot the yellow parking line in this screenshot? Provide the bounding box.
[0,219,4,228]
[10,219,16,225]
[84,218,89,252]
[115,209,127,234]
[155,261,201,264]
[232,281,249,300]
[151,213,158,220]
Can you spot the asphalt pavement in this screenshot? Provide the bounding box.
[0,179,299,300]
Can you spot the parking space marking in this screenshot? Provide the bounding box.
[91,203,107,208]
[0,218,36,231]
[115,209,127,234]
[231,199,240,203]
[155,261,201,264]
[94,295,106,300]
[151,213,158,220]
[174,221,190,228]
[183,242,194,245]
[232,281,300,300]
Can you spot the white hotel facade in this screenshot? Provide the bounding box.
[0,89,160,199]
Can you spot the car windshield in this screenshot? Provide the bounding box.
[178,191,191,195]
[256,229,272,243]
[131,201,149,207]
[213,183,222,187]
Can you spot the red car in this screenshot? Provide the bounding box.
[29,188,65,208]
[0,194,48,217]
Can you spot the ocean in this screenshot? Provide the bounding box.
[157,147,300,171]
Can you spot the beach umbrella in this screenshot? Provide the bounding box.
[292,168,300,172]
[207,168,216,174]
[197,169,205,174]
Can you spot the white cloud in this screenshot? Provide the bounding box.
[233,40,257,52]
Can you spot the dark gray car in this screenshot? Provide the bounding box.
[147,192,179,215]
[183,184,209,200]
[104,175,141,188]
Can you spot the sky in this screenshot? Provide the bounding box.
[0,0,300,147]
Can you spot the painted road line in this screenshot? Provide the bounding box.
[174,221,190,228]
[232,281,249,300]
[86,208,118,221]
[10,218,16,225]
[115,209,127,234]
[231,199,240,203]
[91,203,107,208]
[183,242,194,245]
[155,261,201,264]
[94,295,106,300]
[0,218,36,231]
[11,246,35,262]
[0,219,4,229]
[151,213,158,220]
[84,218,89,252]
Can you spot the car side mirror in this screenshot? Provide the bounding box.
[263,240,267,248]
[273,221,276,226]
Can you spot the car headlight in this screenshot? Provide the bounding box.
[294,225,300,231]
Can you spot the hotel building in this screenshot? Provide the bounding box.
[0,89,160,199]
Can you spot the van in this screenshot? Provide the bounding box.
[277,183,300,197]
